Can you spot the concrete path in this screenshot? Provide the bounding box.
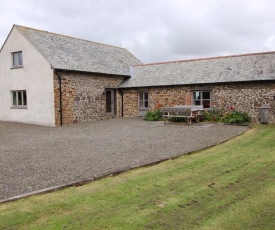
[0,118,248,201]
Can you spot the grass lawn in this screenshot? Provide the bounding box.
[0,125,274,229]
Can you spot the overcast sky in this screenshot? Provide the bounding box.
[1,0,275,63]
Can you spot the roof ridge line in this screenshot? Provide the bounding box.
[134,51,275,67]
[14,24,128,51]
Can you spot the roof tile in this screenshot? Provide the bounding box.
[15,25,142,76]
[119,52,275,88]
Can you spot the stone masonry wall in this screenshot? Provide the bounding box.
[123,86,191,117]
[122,81,275,123]
[211,82,275,123]
[54,72,124,125]
[54,74,75,125]
[116,90,123,117]
[149,87,190,109]
[123,89,139,116]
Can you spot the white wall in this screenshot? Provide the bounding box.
[0,27,55,126]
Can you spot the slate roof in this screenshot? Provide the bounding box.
[119,52,275,88]
[15,25,142,76]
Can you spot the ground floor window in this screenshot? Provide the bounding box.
[139,92,149,110]
[11,90,27,108]
[192,91,211,108]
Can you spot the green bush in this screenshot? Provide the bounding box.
[144,109,162,121]
[203,108,224,122]
[203,106,251,124]
[221,111,251,124]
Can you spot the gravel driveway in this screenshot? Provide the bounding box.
[0,118,248,201]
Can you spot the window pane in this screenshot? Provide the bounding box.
[194,100,201,105]
[139,101,144,108]
[144,93,148,100]
[139,93,143,100]
[18,52,23,66]
[23,91,27,105]
[145,100,148,108]
[13,92,17,106]
[203,100,211,108]
[18,92,22,105]
[193,92,200,100]
[13,53,18,66]
[203,92,210,99]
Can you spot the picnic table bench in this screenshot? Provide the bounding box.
[160,105,204,125]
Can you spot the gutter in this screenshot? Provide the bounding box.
[54,70,63,126]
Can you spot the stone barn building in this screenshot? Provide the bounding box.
[0,25,275,126]
[119,54,275,123]
[0,25,141,126]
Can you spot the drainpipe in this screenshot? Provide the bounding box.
[54,70,63,126]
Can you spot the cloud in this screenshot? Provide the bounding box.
[1,0,275,63]
[162,0,275,59]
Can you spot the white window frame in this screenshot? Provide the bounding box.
[11,90,27,108]
[138,92,149,111]
[11,51,23,68]
[192,91,211,109]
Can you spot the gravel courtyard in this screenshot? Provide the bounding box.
[0,118,248,201]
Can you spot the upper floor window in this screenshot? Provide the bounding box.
[11,90,27,108]
[192,91,211,109]
[12,51,23,67]
[139,92,149,111]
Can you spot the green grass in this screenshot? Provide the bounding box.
[0,125,274,230]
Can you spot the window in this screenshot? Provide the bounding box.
[12,51,23,67]
[139,92,149,110]
[192,91,211,108]
[11,91,27,108]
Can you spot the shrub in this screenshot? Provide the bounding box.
[203,108,224,122]
[221,111,251,124]
[203,105,251,124]
[144,109,162,121]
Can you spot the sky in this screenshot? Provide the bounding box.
[1,0,275,63]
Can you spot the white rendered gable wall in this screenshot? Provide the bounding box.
[0,27,55,126]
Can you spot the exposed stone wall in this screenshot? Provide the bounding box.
[122,81,275,123]
[54,72,124,125]
[122,86,190,116]
[123,89,139,116]
[53,73,275,125]
[54,75,75,125]
[149,87,190,109]
[212,82,275,123]
[116,91,123,117]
